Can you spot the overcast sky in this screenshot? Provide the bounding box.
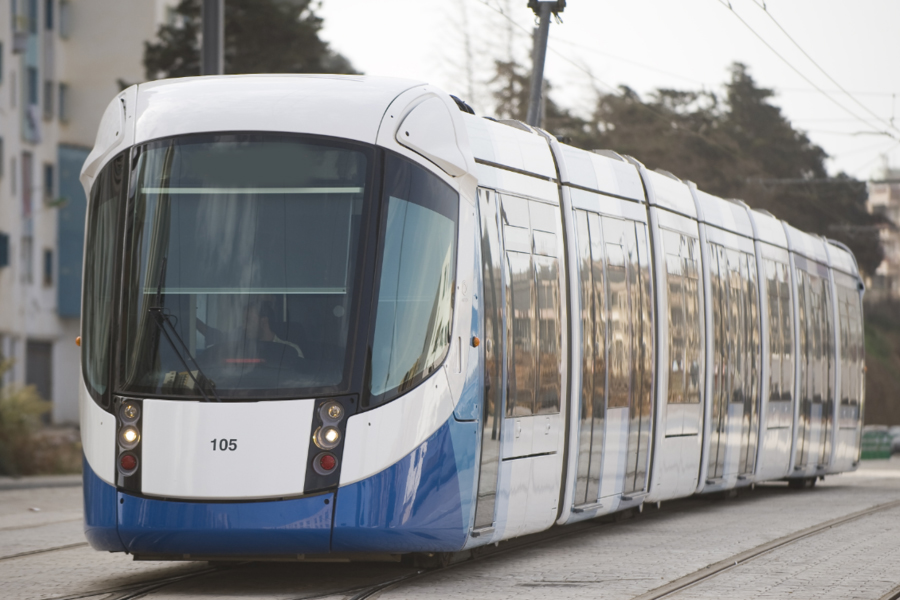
[318,0,900,181]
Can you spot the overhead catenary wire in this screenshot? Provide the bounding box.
[713,0,898,141]
[745,0,900,138]
[471,0,743,160]
[471,0,890,183]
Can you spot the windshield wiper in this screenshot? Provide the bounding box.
[149,257,221,402]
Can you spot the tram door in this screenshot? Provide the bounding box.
[473,188,565,531]
[571,209,653,507]
[474,189,503,529]
[707,243,760,481]
[794,262,834,470]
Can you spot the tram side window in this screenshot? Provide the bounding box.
[765,260,782,401]
[662,229,701,404]
[532,200,561,414]
[684,238,702,404]
[604,228,631,409]
[370,154,458,401]
[778,262,794,401]
[501,195,562,416]
[82,153,125,402]
[574,210,606,428]
[837,285,862,427]
[745,253,760,410]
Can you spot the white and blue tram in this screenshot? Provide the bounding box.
[79,76,865,559]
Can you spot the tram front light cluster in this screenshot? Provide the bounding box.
[312,400,345,476]
[117,399,142,476]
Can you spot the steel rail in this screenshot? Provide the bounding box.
[631,498,900,600]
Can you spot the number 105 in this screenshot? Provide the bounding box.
[211,438,237,451]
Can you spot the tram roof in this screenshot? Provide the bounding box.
[131,75,426,145]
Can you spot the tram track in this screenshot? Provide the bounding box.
[346,494,900,600]
[0,541,89,562]
[14,490,900,600]
[46,564,225,600]
[631,497,900,600]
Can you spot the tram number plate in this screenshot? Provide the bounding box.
[210,438,238,451]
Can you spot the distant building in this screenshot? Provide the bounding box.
[866,167,900,301]
[0,0,173,423]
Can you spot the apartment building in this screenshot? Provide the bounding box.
[0,0,171,423]
[866,168,900,302]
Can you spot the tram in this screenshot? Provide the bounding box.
[79,75,865,559]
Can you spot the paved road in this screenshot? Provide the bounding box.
[2,460,900,600]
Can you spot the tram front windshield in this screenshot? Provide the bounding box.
[120,134,371,399]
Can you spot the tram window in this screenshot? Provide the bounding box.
[746,254,760,408]
[662,230,701,405]
[535,255,560,413]
[711,246,726,417]
[778,263,793,401]
[666,252,685,404]
[506,251,536,416]
[370,154,458,402]
[765,260,781,401]
[606,242,630,409]
[82,153,125,401]
[119,134,375,399]
[587,214,606,416]
[838,288,851,405]
[684,238,702,404]
[575,211,597,485]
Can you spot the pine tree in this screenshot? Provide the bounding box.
[144,0,357,80]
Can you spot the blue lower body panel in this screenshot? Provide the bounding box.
[83,456,126,551]
[332,418,476,553]
[117,491,334,556]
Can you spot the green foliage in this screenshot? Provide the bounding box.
[144,0,357,80]
[862,300,900,425]
[491,61,885,274]
[0,360,51,475]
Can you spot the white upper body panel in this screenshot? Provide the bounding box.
[81,75,427,187]
[462,116,556,180]
[827,241,860,278]
[555,145,644,202]
[783,222,830,265]
[641,169,698,219]
[694,190,753,238]
[133,75,422,145]
[748,209,789,249]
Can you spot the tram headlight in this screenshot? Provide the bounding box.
[119,426,141,450]
[314,426,341,450]
[320,401,343,422]
[120,402,140,423]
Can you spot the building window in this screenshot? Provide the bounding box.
[27,67,38,105]
[59,1,70,38]
[42,248,52,286]
[43,162,53,201]
[21,236,34,284]
[45,0,53,29]
[0,233,9,269]
[43,80,53,120]
[27,0,38,34]
[22,152,33,218]
[58,82,69,123]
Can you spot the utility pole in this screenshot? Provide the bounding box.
[201,0,224,76]
[526,0,564,128]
